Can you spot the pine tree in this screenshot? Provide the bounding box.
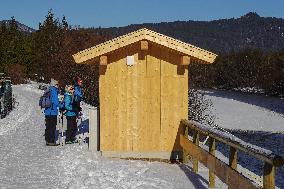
[33,9,65,81]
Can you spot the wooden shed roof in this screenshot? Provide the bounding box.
[72,28,217,64]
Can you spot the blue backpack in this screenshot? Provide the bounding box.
[59,100,65,112]
[39,89,52,108]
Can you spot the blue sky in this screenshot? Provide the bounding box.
[0,0,283,29]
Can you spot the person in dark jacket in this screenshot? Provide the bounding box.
[44,79,59,146]
[64,85,77,144]
[73,77,83,117]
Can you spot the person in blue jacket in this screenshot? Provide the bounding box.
[73,77,83,117]
[64,85,77,144]
[44,79,59,146]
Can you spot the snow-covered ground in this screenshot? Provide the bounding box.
[1,84,283,188]
[0,83,229,189]
[204,90,284,131]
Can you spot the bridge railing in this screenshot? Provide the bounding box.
[180,119,284,189]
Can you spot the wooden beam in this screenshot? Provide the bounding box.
[141,40,148,51]
[263,163,275,189]
[181,56,190,65]
[180,135,261,189]
[228,147,238,189]
[100,56,108,66]
[183,126,189,164]
[192,130,199,173]
[208,137,216,188]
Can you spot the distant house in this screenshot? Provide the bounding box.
[73,28,217,159]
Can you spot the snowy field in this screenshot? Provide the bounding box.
[0,83,228,189]
[204,90,284,132]
[204,89,284,188]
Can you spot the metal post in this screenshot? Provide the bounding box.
[89,107,100,152]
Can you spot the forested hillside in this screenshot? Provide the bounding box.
[102,12,284,53]
[0,11,283,106]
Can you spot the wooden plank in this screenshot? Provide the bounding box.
[180,135,261,189]
[263,163,275,189]
[193,131,200,173]
[106,57,117,151]
[159,47,188,154]
[137,49,147,151]
[229,147,238,170]
[100,55,107,65]
[126,48,134,151]
[181,55,190,65]
[146,45,161,151]
[141,40,148,51]
[183,126,189,163]
[228,147,238,189]
[160,47,174,152]
[99,65,107,151]
[117,50,127,151]
[131,52,139,151]
[208,137,216,188]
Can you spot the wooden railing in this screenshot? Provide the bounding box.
[180,119,284,189]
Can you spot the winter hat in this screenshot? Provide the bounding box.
[65,85,74,93]
[50,78,59,86]
[77,77,82,84]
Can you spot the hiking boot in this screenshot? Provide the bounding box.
[46,142,59,146]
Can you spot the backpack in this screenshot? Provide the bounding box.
[59,100,65,112]
[74,95,81,103]
[39,89,52,109]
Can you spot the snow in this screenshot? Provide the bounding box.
[1,84,283,188]
[204,90,284,131]
[0,83,229,189]
[190,120,274,157]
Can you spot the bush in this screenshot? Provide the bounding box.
[6,64,27,84]
[189,89,215,126]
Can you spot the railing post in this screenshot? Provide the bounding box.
[208,137,216,188]
[192,130,199,173]
[263,163,275,189]
[229,147,237,169]
[228,146,237,189]
[183,125,189,163]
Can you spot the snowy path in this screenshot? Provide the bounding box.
[0,84,227,189]
[204,90,284,131]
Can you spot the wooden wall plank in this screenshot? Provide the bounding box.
[160,47,188,152]
[99,66,106,151]
[146,45,161,151]
[117,50,127,151]
[136,50,147,151]
[131,52,139,151]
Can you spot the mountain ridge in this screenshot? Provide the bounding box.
[100,12,284,53]
[0,20,36,33]
[2,12,284,53]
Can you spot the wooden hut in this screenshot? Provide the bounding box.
[73,28,217,159]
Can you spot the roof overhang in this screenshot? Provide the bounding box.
[73,28,218,64]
